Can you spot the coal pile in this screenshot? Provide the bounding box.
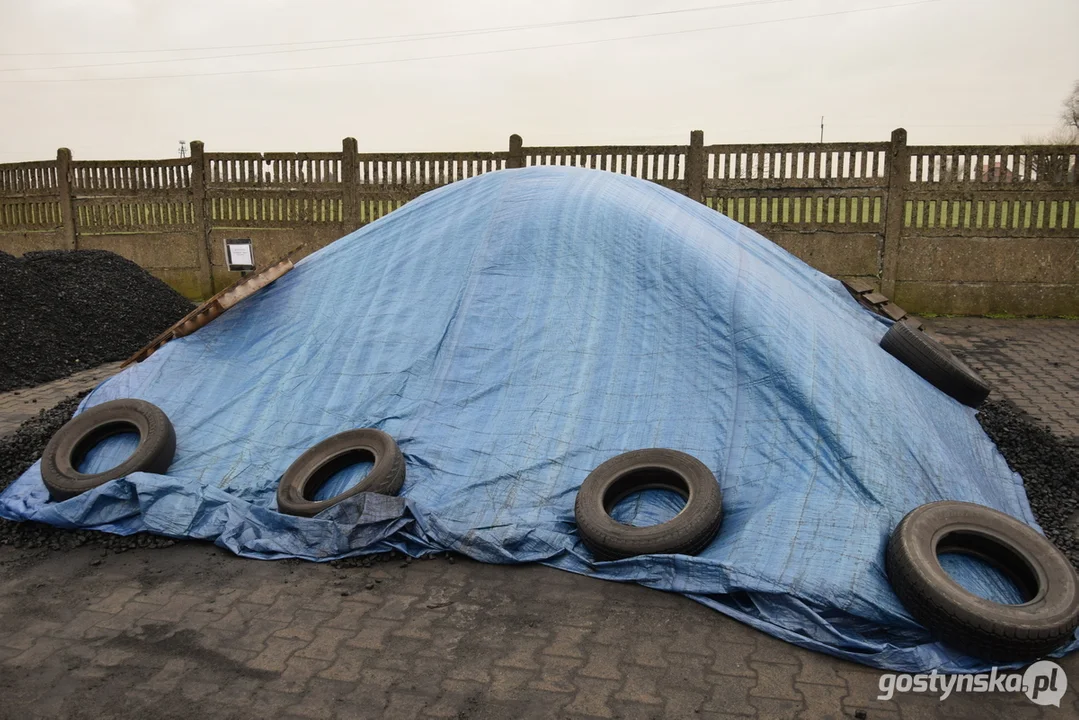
[0,250,193,392]
[977,400,1079,570]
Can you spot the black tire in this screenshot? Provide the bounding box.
[574,449,723,561]
[276,428,405,517]
[880,321,990,407]
[886,501,1079,661]
[41,398,176,502]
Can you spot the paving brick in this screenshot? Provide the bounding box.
[131,579,186,606]
[747,696,804,719]
[748,661,801,701]
[324,600,376,630]
[0,619,64,650]
[264,655,332,694]
[346,618,401,651]
[233,617,290,652]
[370,594,421,620]
[371,636,429,673]
[710,638,755,678]
[544,625,589,659]
[382,692,428,720]
[143,593,204,622]
[488,667,533,702]
[838,668,900,713]
[317,645,370,682]
[613,665,665,706]
[565,677,621,718]
[274,610,333,642]
[295,625,354,661]
[135,657,193,693]
[283,677,353,718]
[181,680,222,702]
[579,643,623,680]
[95,600,162,631]
[417,627,466,660]
[245,582,287,606]
[421,689,486,718]
[529,654,583,693]
[91,646,135,667]
[444,652,493,685]
[87,586,142,614]
[3,636,68,667]
[748,635,802,666]
[494,636,544,671]
[701,675,756,716]
[258,593,308,624]
[390,610,437,640]
[795,681,848,720]
[247,636,309,672]
[247,688,300,717]
[667,627,715,658]
[626,636,670,668]
[661,687,709,719]
[47,610,114,641]
[794,651,847,686]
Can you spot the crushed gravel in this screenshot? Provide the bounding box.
[0,250,193,393]
[1,392,1077,568]
[0,392,177,552]
[976,399,1079,569]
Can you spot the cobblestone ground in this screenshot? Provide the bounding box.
[924,318,1079,446]
[1,320,1078,719]
[0,362,122,437]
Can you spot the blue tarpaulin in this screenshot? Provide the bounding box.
[2,166,1075,672]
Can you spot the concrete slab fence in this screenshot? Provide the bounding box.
[1,130,1076,315]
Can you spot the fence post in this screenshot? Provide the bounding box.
[56,148,77,250]
[342,137,360,229]
[189,140,215,299]
[685,130,705,203]
[880,128,908,298]
[507,134,524,169]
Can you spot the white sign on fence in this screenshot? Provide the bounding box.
[225,239,255,272]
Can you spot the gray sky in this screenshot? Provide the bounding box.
[1,0,1076,160]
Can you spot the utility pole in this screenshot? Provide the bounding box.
[178,140,187,158]
[820,116,824,143]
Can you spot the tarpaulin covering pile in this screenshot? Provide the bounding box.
[2,167,1075,672]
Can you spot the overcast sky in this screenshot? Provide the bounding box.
[1,0,1076,160]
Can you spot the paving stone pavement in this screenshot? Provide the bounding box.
[2,544,1076,720]
[1,322,1078,719]
[0,362,123,438]
[923,318,1079,446]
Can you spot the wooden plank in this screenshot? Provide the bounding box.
[123,255,296,367]
[880,302,908,321]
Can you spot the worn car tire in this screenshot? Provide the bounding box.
[574,449,723,561]
[880,321,990,407]
[886,501,1079,661]
[41,398,176,502]
[276,428,405,517]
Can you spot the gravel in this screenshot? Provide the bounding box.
[3,389,1078,570]
[0,250,193,392]
[0,392,177,552]
[976,399,1079,569]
